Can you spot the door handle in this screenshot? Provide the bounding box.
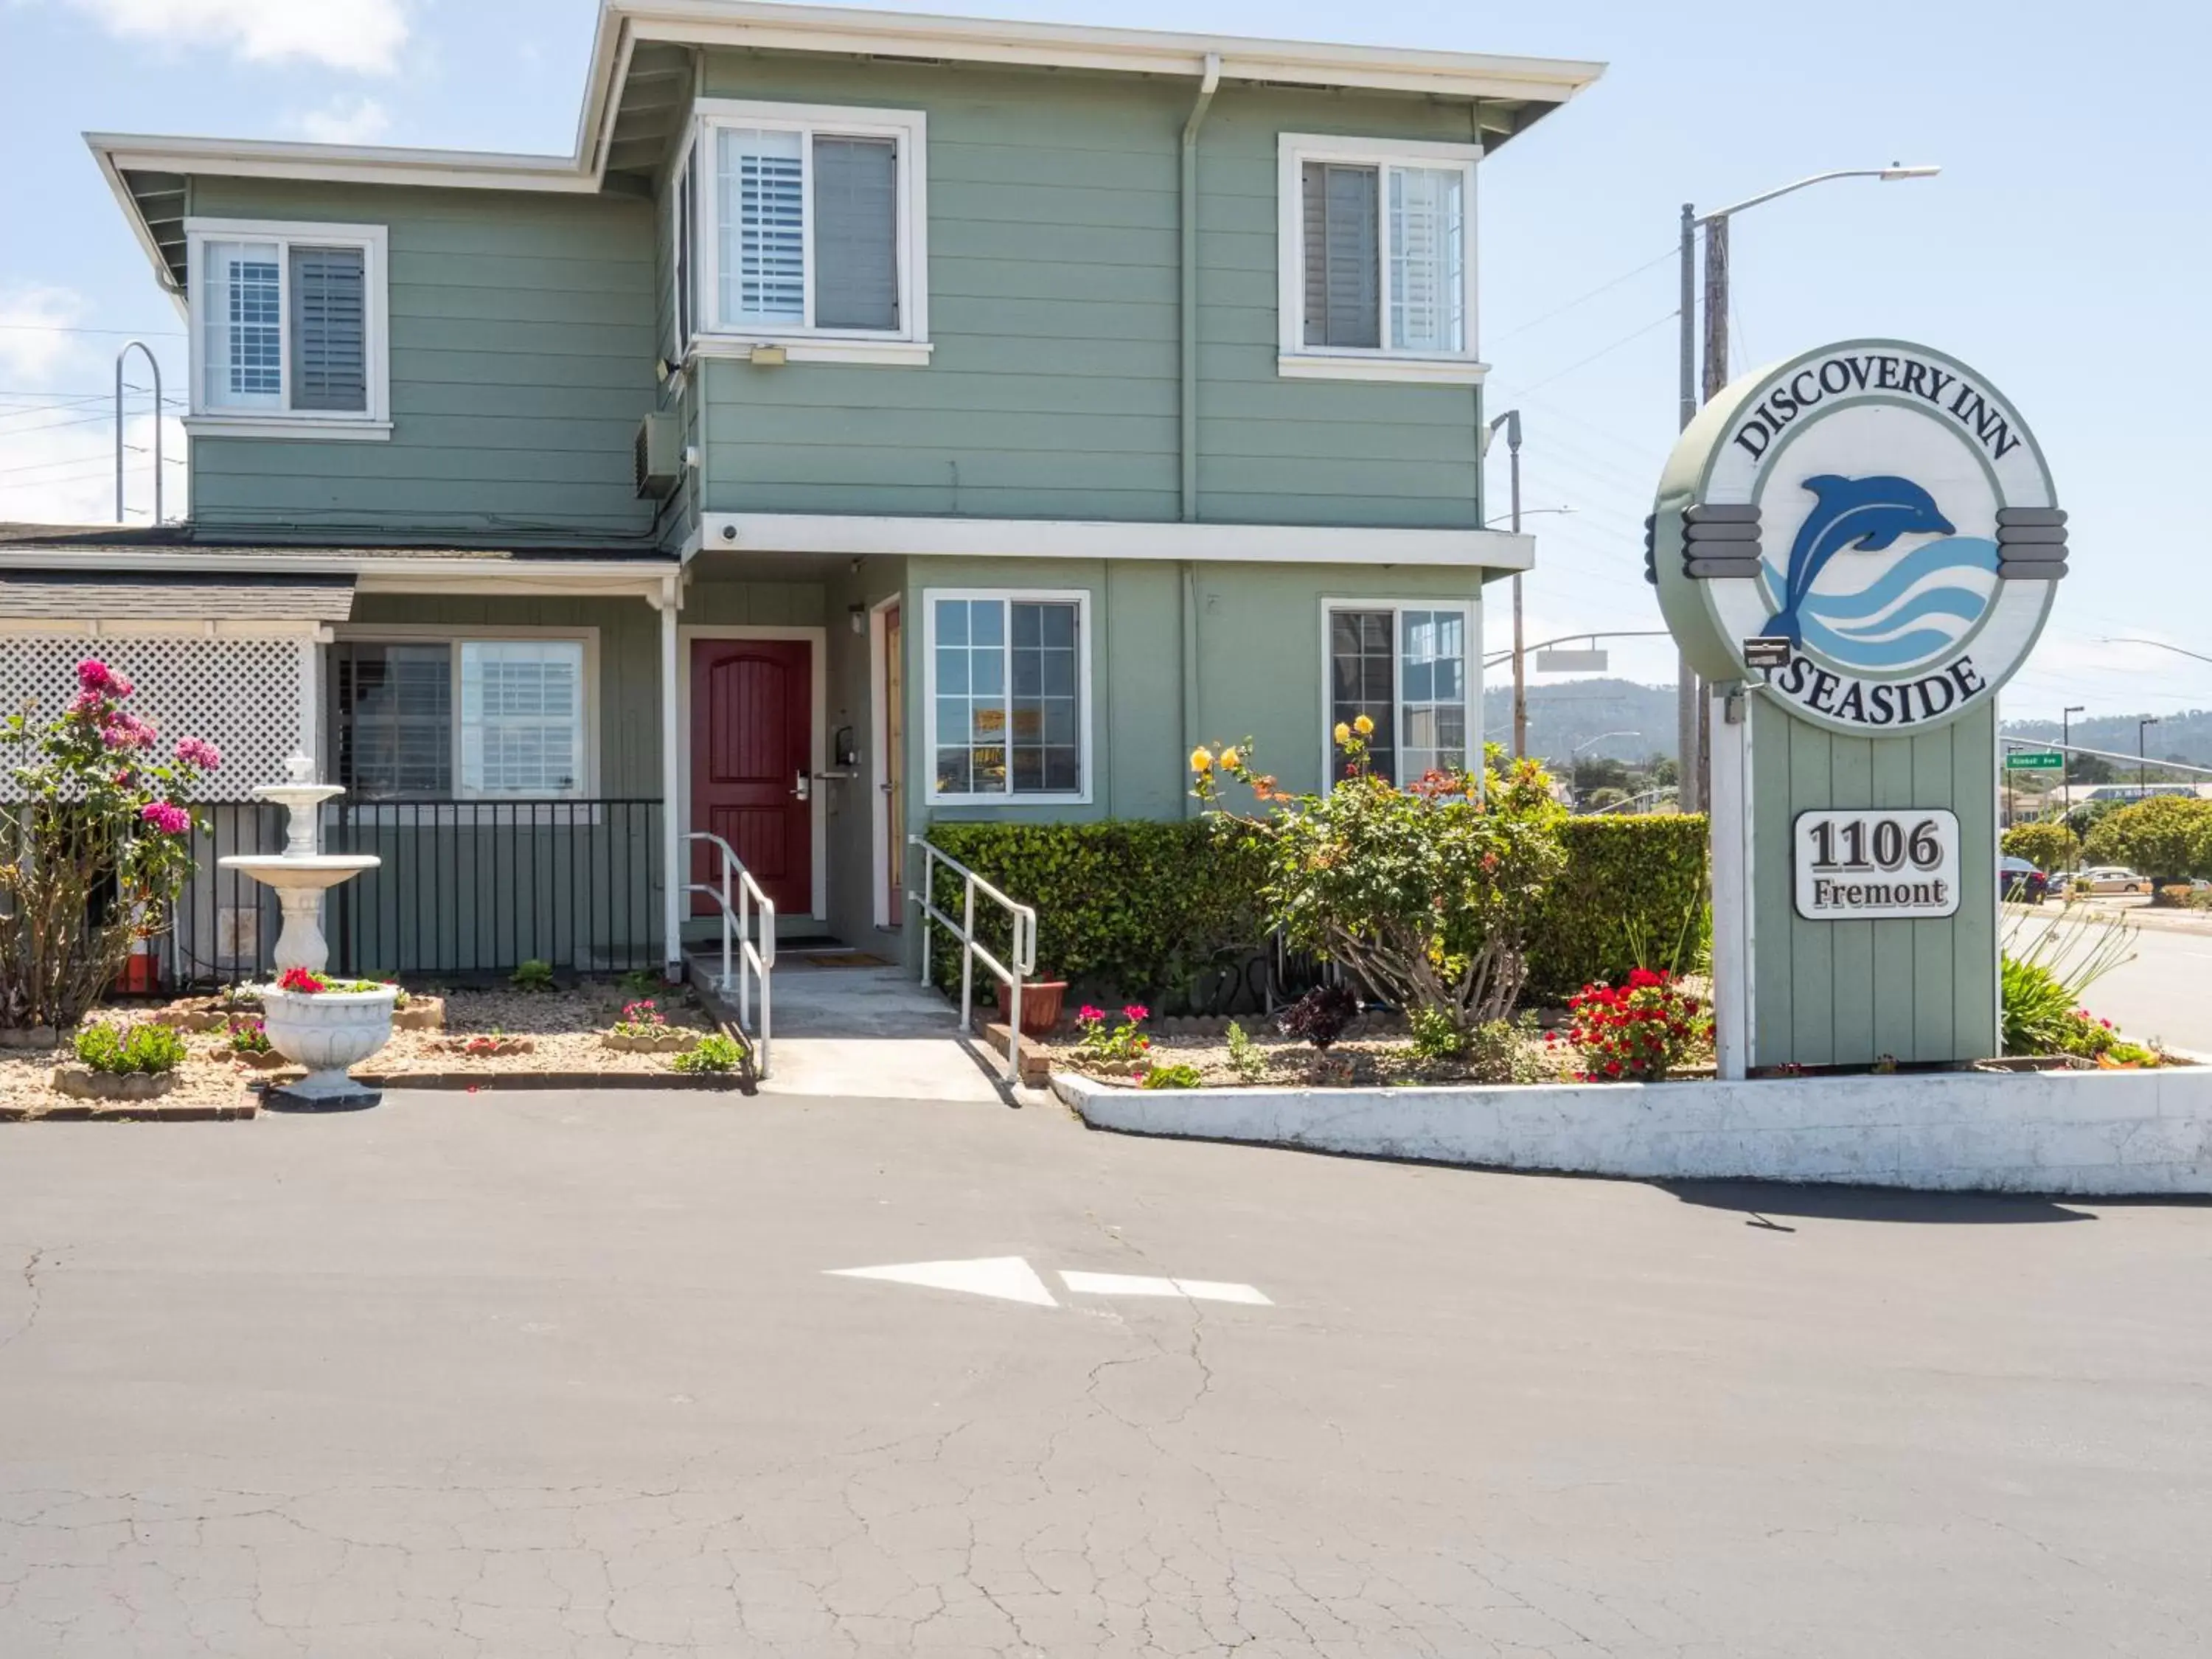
[793,771,811,802]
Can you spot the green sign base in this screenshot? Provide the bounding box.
[1710,691,1997,1071]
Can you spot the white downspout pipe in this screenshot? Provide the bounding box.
[657,575,682,982]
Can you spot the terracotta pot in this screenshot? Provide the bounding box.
[1002,980,1068,1038]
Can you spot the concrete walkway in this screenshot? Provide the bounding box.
[740,959,1007,1101]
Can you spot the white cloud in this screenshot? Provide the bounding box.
[0,288,91,383]
[295,95,392,145]
[67,0,408,74]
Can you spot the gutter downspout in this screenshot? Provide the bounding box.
[1179,54,1220,816]
[1179,51,1220,524]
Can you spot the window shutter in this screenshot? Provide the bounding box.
[718,128,804,324]
[289,246,367,411]
[1301,162,1378,349]
[813,136,899,331]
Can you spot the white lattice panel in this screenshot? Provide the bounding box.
[0,635,309,801]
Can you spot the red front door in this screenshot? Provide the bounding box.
[692,638,812,916]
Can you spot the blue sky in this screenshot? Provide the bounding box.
[1,0,2205,727]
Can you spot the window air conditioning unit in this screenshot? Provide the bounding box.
[634,414,681,499]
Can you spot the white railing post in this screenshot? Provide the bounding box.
[959,874,976,1032]
[905,838,1040,1088]
[678,828,774,1079]
[917,836,933,987]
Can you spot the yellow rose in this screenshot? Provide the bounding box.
[1189,745,1214,772]
[1353,713,1375,737]
[1332,722,1352,745]
[1219,745,1241,770]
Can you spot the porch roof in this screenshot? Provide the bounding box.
[0,568,357,625]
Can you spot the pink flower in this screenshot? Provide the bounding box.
[139,801,190,835]
[76,658,132,698]
[173,737,222,771]
[1121,1004,1150,1023]
[1077,1005,1105,1023]
[101,712,157,751]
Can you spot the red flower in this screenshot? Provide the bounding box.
[277,966,327,994]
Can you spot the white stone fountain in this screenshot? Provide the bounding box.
[219,754,395,1107]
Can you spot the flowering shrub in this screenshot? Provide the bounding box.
[1556,969,1710,1082]
[0,659,220,1028]
[1194,728,1567,1040]
[277,967,329,994]
[1076,1003,1150,1068]
[73,1017,189,1076]
[611,999,669,1038]
[225,1016,272,1054]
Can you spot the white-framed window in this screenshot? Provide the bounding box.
[924,590,1091,804]
[184,218,390,437]
[1324,601,1473,785]
[676,98,931,367]
[328,632,594,800]
[1277,135,1484,386]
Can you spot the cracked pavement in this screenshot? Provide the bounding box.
[1,1088,2207,1655]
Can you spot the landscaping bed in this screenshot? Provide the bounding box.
[1032,1013,1603,1090]
[0,982,737,1114]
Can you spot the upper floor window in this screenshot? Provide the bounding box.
[676,100,931,367]
[185,219,390,437]
[1277,136,1484,386]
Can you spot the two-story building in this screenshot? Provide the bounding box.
[6,0,1599,985]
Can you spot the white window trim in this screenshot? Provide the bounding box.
[922,587,1093,807]
[1277,133,1486,387]
[689,97,931,368]
[1318,597,1478,786]
[326,624,600,805]
[184,217,392,438]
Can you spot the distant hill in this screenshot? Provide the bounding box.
[2001,709,2212,768]
[1484,679,1678,765]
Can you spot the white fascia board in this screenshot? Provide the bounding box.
[87,133,598,195]
[622,3,1604,102]
[704,513,1535,571]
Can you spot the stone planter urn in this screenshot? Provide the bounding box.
[259,984,398,1107]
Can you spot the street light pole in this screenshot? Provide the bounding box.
[2139,716,2160,800]
[2062,704,2084,816]
[1486,408,1526,759]
[1672,164,1938,815]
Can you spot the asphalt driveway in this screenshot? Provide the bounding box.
[1,1088,2206,1656]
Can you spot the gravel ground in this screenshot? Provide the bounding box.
[0,983,726,1108]
[1037,1018,1609,1089]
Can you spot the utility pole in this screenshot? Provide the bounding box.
[2139,716,2160,800]
[1485,408,1527,759]
[1693,214,1731,813]
[1674,204,1700,812]
[2062,704,2084,817]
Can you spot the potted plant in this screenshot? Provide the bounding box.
[992,975,1068,1037]
[257,966,399,1107]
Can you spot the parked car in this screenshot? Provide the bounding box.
[1999,857,2048,904]
[2056,866,2152,897]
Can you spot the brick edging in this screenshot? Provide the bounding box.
[0,1099,259,1122]
[342,1071,744,1091]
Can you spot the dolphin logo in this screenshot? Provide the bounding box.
[1764,474,1955,647]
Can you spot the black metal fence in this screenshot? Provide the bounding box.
[166,799,665,987]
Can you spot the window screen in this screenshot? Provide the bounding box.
[813,136,898,330]
[1301,162,1380,349]
[1397,609,1467,779]
[289,246,366,412]
[1388,167,1465,353]
[719,127,805,324]
[460,641,585,796]
[204,240,283,410]
[933,597,1007,797]
[1009,601,1080,794]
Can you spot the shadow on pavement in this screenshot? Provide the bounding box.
[1657,1179,2110,1227]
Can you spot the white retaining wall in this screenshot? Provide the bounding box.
[1055,1068,2212,1195]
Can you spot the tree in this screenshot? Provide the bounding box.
[2081,796,2212,883]
[2065,751,2115,786]
[2002,821,2078,874]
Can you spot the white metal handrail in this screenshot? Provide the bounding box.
[911,835,1038,1084]
[681,830,775,1079]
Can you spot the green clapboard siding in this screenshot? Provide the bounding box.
[184,178,660,537]
[1750,697,1999,1066]
[694,57,1486,528]
[902,556,1486,846]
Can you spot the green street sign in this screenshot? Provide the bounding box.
[2005,751,2064,771]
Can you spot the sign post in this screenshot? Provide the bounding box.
[1649,340,2065,1076]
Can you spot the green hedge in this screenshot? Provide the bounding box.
[922,813,1708,1009]
[1522,815,1709,1001]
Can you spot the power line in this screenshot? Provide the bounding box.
[0,323,184,338]
[1489,310,1680,403]
[1491,245,1677,343]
